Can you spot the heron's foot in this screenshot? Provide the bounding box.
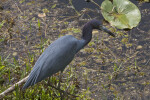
[49,84,78,98]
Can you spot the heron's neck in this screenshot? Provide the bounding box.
[75,22,94,53]
[81,23,93,46]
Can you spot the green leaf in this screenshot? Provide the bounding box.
[0,65,5,70]
[51,4,56,9]
[72,28,81,33]
[101,0,141,29]
[0,20,6,29]
[38,19,41,29]
[19,0,25,4]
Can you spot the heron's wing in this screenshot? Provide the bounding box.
[22,35,78,89]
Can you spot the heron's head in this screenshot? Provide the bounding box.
[90,19,115,37]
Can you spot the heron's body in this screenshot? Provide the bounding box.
[22,20,115,89]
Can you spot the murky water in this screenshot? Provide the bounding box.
[0,0,150,99]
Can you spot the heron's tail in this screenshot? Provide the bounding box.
[22,66,41,90]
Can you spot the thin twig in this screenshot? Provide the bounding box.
[103,42,117,62]
[0,76,29,99]
[14,2,23,14]
[0,75,78,99]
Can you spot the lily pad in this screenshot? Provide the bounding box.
[101,0,141,29]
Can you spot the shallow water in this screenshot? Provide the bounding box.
[0,0,150,99]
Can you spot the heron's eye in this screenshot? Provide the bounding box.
[99,25,103,30]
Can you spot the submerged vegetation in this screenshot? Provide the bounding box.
[0,0,150,99]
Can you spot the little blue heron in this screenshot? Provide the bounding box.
[22,19,115,89]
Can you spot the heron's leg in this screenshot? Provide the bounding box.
[57,71,64,100]
[48,77,51,85]
[58,71,63,89]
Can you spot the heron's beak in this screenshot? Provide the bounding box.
[100,26,115,37]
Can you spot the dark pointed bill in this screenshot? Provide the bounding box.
[85,0,91,2]
[100,26,115,37]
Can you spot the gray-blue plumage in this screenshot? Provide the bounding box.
[22,19,115,89]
